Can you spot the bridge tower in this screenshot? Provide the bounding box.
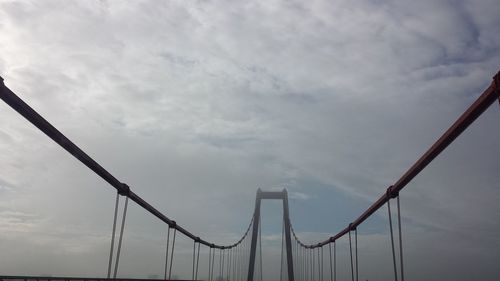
[247,189,295,281]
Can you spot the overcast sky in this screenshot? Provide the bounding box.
[0,0,499,280]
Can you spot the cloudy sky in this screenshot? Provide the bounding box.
[0,0,499,280]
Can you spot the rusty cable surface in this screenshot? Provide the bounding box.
[0,76,252,250]
[292,71,500,248]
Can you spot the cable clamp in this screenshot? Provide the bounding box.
[386,185,398,199]
[170,220,177,228]
[349,223,356,231]
[119,183,130,196]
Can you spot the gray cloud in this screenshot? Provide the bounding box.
[0,0,499,279]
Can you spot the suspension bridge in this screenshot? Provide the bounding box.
[0,71,499,281]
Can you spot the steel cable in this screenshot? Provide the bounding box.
[107,192,119,278]
[280,219,285,281]
[397,196,405,281]
[168,228,177,280]
[164,227,171,280]
[208,247,212,281]
[191,241,196,280]
[355,228,359,281]
[113,196,128,278]
[195,242,201,281]
[388,199,398,281]
[349,229,354,281]
[259,215,263,281]
[329,243,333,281]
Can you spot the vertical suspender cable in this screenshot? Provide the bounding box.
[229,248,232,280]
[195,242,201,281]
[307,248,310,281]
[211,245,215,281]
[107,192,119,278]
[237,245,239,281]
[312,247,315,281]
[355,228,359,281]
[293,240,300,280]
[236,245,240,281]
[292,241,294,281]
[298,244,305,280]
[249,233,252,280]
[208,247,212,281]
[397,196,405,281]
[348,229,354,281]
[191,241,196,280]
[319,247,322,281]
[164,227,171,280]
[227,248,231,280]
[280,219,285,281]
[168,228,177,280]
[300,246,303,281]
[301,247,307,280]
[310,247,313,281]
[309,248,314,281]
[316,248,319,281]
[319,247,321,281]
[219,249,224,280]
[296,241,299,280]
[259,215,263,281]
[232,247,235,281]
[113,195,128,278]
[239,245,242,281]
[334,242,336,281]
[321,246,324,281]
[222,249,226,281]
[329,243,333,281]
[307,249,310,281]
[240,240,243,281]
[388,199,398,281]
[304,247,307,281]
[305,247,308,281]
[317,248,320,281]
